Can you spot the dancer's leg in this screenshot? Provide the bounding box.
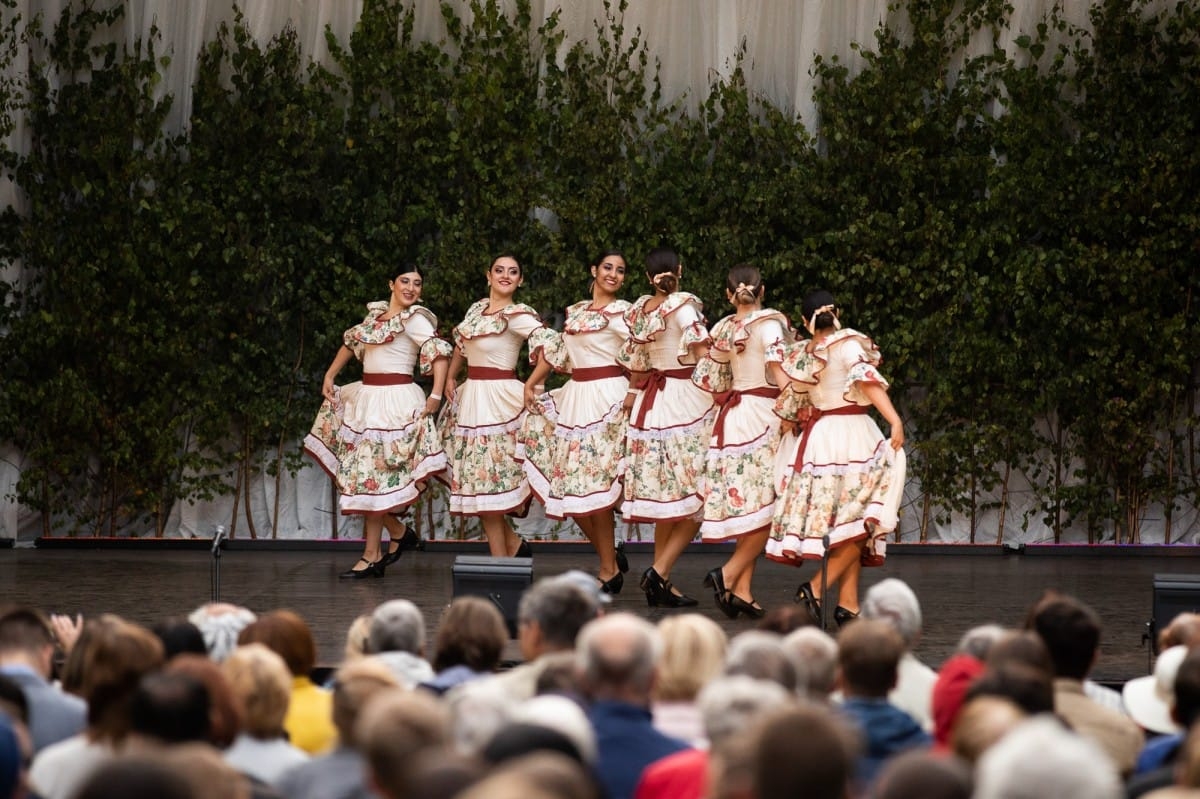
[652,518,697,579]
[812,540,864,603]
[479,513,519,557]
[361,514,385,562]
[576,512,619,581]
[725,528,769,599]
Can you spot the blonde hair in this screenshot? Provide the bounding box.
[222,643,292,738]
[343,613,373,661]
[654,614,728,702]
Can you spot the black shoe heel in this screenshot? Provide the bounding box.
[615,541,629,573]
[640,567,698,608]
[515,539,532,558]
[339,558,384,580]
[600,572,624,595]
[729,594,766,619]
[794,581,822,626]
[703,567,738,619]
[834,606,859,628]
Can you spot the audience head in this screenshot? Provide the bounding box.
[698,674,793,752]
[151,617,207,660]
[402,751,487,799]
[873,749,972,799]
[1173,646,1200,729]
[517,576,600,659]
[955,623,1006,661]
[532,651,584,698]
[1027,593,1102,679]
[932,652,987,747]
[482,723,585,767]
[72,754,196,799]
[837,617,904,698]
[724,631,798,694]
[654,613,727,703]
[950,695,1027,764]
[331,656,400,746]
[964,662,1054,715]
[236,609,317,678]
[356,686,451,798]
[343,613,373,661]
[221,643,292,740]
[1122,644,1188,735]
[0,606,57,677]
[1160,612,1200,651]
[576,613,660,705]
[781,626,839,699]
[129,671,211,745]
[862,578,924,648]
[752,704,858,799]
[431,596,507,673]
[972,715,1121,799]
[486,751,601,799]
[369,599,426,656]
[508,694,596,765]
[985,629,1053,676]
[165,654,242,748]
[187,603,256,663]
[61,614,165,743]
[756,605,817,635]
[162,742,251,799]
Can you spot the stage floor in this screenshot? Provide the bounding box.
[3,543,1197,683]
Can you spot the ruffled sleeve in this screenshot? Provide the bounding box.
[691,315,733,393]
[778,340,819,384]
[418,338,453,376]
[342,301,391,361]
[529,327,570,372]
[676,299,711,366]
[840,334,890,403]
[775,382,814,422]
[616,298,652,373]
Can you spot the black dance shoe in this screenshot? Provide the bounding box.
[600,572,624,595]
[834,606,860,628]
[640,567,699,608]
[514,539,533,558]
[615,540,630,573]
[380,525,423,567]
[794,582,823,627]
[339,558,384,580]
[728,593,766,619]
[703,567,738,619]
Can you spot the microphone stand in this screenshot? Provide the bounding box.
[210,525,227,603]
[820,534,831,631]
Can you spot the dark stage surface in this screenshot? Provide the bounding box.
[4,542,1199,683]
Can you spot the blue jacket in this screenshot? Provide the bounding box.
[589,700,691,799]
[840,696,932,786]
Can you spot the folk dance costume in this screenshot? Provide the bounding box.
[440,299,552,516]
[692,309,794,539]
[304,303,451,514]
[618,293,715,522]
[518,299,632,518]
[766,328,906,565]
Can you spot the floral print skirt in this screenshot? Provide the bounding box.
[700,395,783,540]
[438,379,531,516]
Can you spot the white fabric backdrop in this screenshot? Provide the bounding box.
[3,0,1194,544]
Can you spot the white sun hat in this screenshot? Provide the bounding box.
[1122,645,1189,735]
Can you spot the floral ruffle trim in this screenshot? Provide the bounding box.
[691,354,731,394]
[774,383,815,422]
[693,310,792,393]
[844,360,889,403]
[343,303,437,359]
[779,327,881,386]
[622,292,703,345]
[418,337,452,376]
[528,327,568,372]
[678,319,710,366]
[563,299,631,335]
[453,299,541,348]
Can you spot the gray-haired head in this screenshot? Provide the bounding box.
[187,603,257,663]
[518,576,601,651]
[724,631,797,694]
[698,674,793,750]
[972,715,1121,799]
[956,624,1007,661]
[369,599,426,655]
[862,578,923,648]
[576,613,661,702]
[782,626,839,699]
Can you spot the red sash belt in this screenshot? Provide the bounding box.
[571,365,625,382]
[362,373,414,386]
[712,386,781,446]
[632,367,694,428]
[467,367,517,381]
[793,405,868,469]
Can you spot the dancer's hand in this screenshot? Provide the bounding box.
[322,376,338,403]
[444,376,457,403]
[524,383,544,415]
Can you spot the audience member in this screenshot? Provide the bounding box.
[402,751,487,799]
[341,614,372,663]
[948,695,1026,765]
[356,686,452,799]
[1159,613,1200,652]
[636,675,792,799]
[151,617,208,660]
[367,599,435,689]
[1028,593,1143,775]
[0,715,21,799]
[162,741,253,799]
[188,603,257,663]
[862,578,937,731]
[973,715,1122,799]
[487,751,602,799]
[275,657,399,799]
[509,694,597,765]
[1129,646,1200,798]
[751,703,858,799]
[127,671,211,746]
[237,609,335,755]
[221,643,309,787]
[0,606,86,753]
[963,661,1055,715]
[781,626,839,700]
[165,654,243,749]
[421,596,508,695]
[755,606,816,635]
[651,614,727,747]
[954,623,1006,661]
[835,617,931,789]
[985,629,1054,676]
[28,614,165,799]
[577,613,690,799]
[724,631,798,694]
[872,748,972,799]
[71,754,196,799]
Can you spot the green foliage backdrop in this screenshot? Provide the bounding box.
[0,0,1196,541]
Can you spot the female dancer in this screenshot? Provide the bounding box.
[692,264,793,618]
[442,255,548,557]
[767,289,906,627]
[304,265,450,578]
[619,246,715,607]
[519,250,632,592]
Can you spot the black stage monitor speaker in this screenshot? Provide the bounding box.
[451,555,533,638]
[1151,574,1200,653]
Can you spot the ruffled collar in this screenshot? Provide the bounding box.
[564,299,631,334]
[783,327,880,384]
[455,298,540,339]
[709,308,793,354]
[625,292,703,343]
[349,303,436,345]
